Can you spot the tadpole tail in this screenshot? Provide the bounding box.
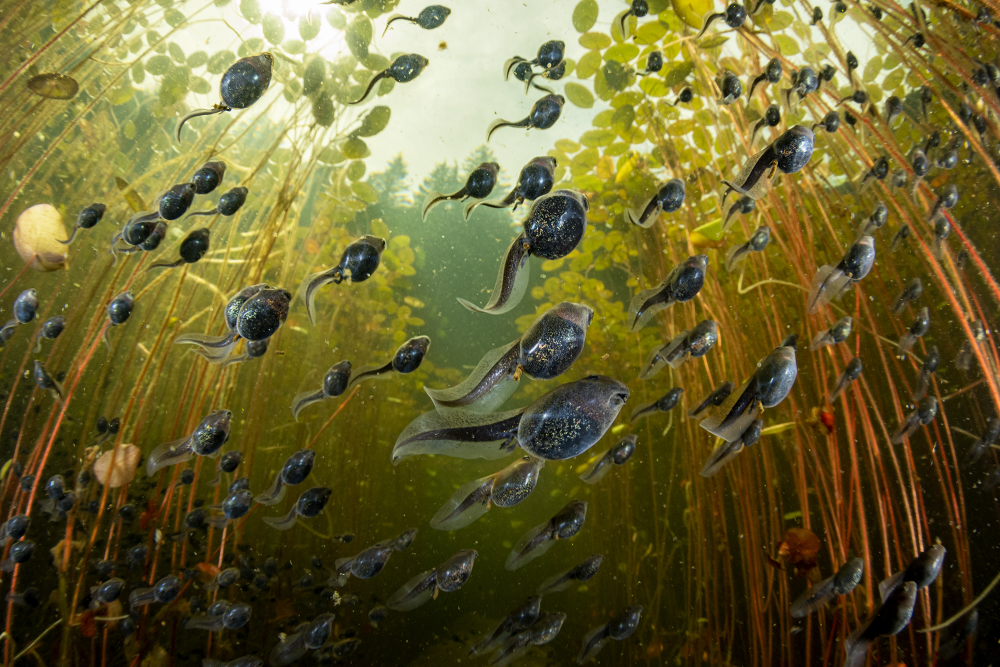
[750,118,766,145]
[347,361,395,390]
[465,190,516,219]
[176,107,227,142]
[503,56,527,81]
[747,73,766,98]
[524,72,552,95]
[348,71,388,105]
[291,389,326,421]
[221,352,250,369]
[486,117,531,142]
[146,259,184,272]
[57,227,79,245]
[618,9,634,37]
[184,208,219,219]
[299,267,340,326]
[422,187,467,221]
[695,13,722,40]
[749,0,769,14]
[382,14,415,37]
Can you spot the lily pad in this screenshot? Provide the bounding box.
[187,50,207,68]
[579,32,611,50]
[313,95,335,126]
[341,137,370,159]
[300,14,321,40]
[358,105,391,136]
[564,82,595,108]
[576,51,602,79]
[672,0,711,29]
[662,61,693,87]
[572,0,599,32]
[146,55,171,75]
[263,13,285,45]
[206,51,235,75]
[240,0,261,23]
[346,16,373,60]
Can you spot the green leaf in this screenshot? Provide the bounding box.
[263,13,285,45]
[572,0,599,32]
[573,174,604,191]
[313,95,335,126]
[605,43,639,63]
[358,105,391,136]
[282,39,306,54]
[883,68,904,91]
[769,11,794,30]
[883,53,901,70]
[167,42,184,63]
[346,160,366,180]
[564,82,594,108]
[863,55,882,83]
[303,56,326,96]
[187,50,207,68]
[579,32,611,50]
[131,60,145,84]
[572,147,600,169]
[698,34,728,49]
[604,142,628,157]
[580,129,616,147]
[123,119,136,140]
[633,21,667,45]
[341,137,370,159]
[346,16,373,60]
[592,109,613,127]
[240,0,261,23]
[206,50,235,75]
[164,8,185,27]
[575,51,601,79]
[239,38,264,59]
[662,61,694,87]
[555,139,581,153]
[145,55,171,75]
[639,76,668,97]
[669,119,695,135]
[361,53,390,71]
[190,76,211,94]
[319,146,345,164]
[611,105,635,134]
[300,14,321,40]
[774,34,799,55]
[352,181,378,204]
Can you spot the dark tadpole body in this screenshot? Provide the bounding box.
[934,218,950,259]
[697,2,747,39]
[819,63,836,84]
[503,40,566,81]
[617,0,649,36]
[859,155,890,192]
[963,416,1000,466]
[538,554,604,595]
[177,53,273,141]
[255,449,316,505]
[0,540,35,572]
[885,95,903,126]
[671,86,694,106]
[630,388,683,423]
[890,396,937,444]
[330,529,417,586]
[234,288,291,342]
[422,161,499,220]
[912,345,939,401]
[626,178,686,228]
[60,203,106,244]
[807,236,875,313]
[187,186,248,219]
[689,381,735,419]
[174,283,269,362]
[382,5,451,36]
[12,289,38,324]
[878,543,946,601]
[430,456,545,530]
[469,596,543,656]
[748,58,782,99]
[751,104,781,144]
[782,67,819,111]
[263,486,332,530]
[0,515,30,546]
[892,277,922,314]
[642,318,719,378]
[146,409,232,475]
[149,228,210,271]
[129,575,182,610]
[577,605,644,664]
[291,360,353,420]
[890,223,910,253]
[790,557,863,618]
[928,183,958,221]
[506,500,586,571]
[858,201,888,238]
[725,225,770,272]
[580,435,637,484]
[158,183,196,220]
[938,610,979,661]
[465,157,555,219]
[897,306,929,358]
[385,549,478,612]
[221,337,269,369]
[487,94,565,141]
[349,53,429,105]
[524,59,567,94]
[191,161,226,195]
[813,110,840,134]
[722,194,755,232]
[810,6,822,24]
[460,189,588,315]
[828,356,863,403]
[348,335,430,388]
[301,235,386,325]
[138,222,167,252]
[628,254,708,331]
[717,70,742,105]
[957,319,987,371]
[0,321,17,347]
[723,125,814,202]
[639,51,663,75]
[102,290,134,351]
[836,89,867,108]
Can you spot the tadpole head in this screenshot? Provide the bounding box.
[773,125,815,174]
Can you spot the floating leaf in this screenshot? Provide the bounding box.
[346,16,373,60]
[361,53,390,71]
[769,11,794,30]
[319,146,345,164]
[131,60,145,84]
[164,8,185,28]
[572,0,599,32]
[633,21,667,45]
[207,50,235,75]
[263,14,285,45]
[340,137,369,159]
[605,43,639,63]
[358,105,391,136]
[167,42,184,63]
[240,0,261,23]
[109,82,133,105]
[326,8,346,29]
[564,82,595,108]
[883,67,904,91]
[580,129,616,147]
[352,182,378,204]
[145,55,171,75]
[346,160,366,180]
[300,14,321,40]
[774,34,799,55]
[699,34,728,49]
[187,50,207,68]
[313,95,335,126]
[662,61,694,87]
[190,76,211,94]
[555,139,581,153]
[611,105,635,134]
[863,55,882,83]
[672,0,712,29]
[123,119,136,140]
[592,109,613,127]
[26,73,79,100]
[883,53,901,71]
[576,51,602,79]
[579,32,611,50]
[303,57,326,96]
[602,61,629,91]
[639,76,668,97]
[282,39,306,55]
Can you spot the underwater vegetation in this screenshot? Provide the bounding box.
[1,0,1000,666]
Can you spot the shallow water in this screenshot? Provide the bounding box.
[1,0,999,665]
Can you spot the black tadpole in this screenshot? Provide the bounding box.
[177,53,274,141]
[382,5,451,37]
[186,186,248,219]
[618,0,649,36]
[696,3,747,39]
[671,86,694,106]
[747,58,782,98]
[487,94,565,141]
[348,54,429,105]
[148,228,210,271]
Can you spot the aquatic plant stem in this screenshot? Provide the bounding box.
[305,385,360,450]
